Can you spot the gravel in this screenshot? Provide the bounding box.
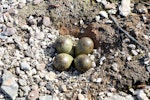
[0,0,149,100]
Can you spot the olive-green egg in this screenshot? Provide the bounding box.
[74,54,92,73]
[55,36,73,54]
[53,53,73,71]
[75,37,94,56]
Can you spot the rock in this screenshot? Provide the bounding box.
[128,44,136,50]
[96,78,102,83]
[35,31,45,40]
[43,16,51,27]
[96,0,101,3]
[36,63,46,71]
[28,89,39,100]
[119,0,131,16]
[77,94,85,100]
[60,85,67,92]
[39,95,59,100]
[112,63,119,72]
[135,4,148,14]
[33,0,43,5]
[18,79,27,86]
[20,61,31,71]
[39,95,53,100]
[3,28,16,36]
[104,3,116,10]
[131,50,138,56]
[95,15,100,22]
[147,66,150,73]
[99,11,108,18]
[127,55,132,61]
[136,90,149,100]
[1,70,19,100]
[44,71,56,81]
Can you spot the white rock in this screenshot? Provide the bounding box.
[20,61,31,71]
[96,0,101,3]
[119,0,131,17]
[127,55,132,61]
[45,71,56,81]
[43,16,51,27]
[147,66,150,73]
[95,15,100,22]
[136,90,149,100]
[131,50,138,56]
[112,63,119,72]
[99,11,108,18]
[78,94,85,100]
[96,78,102,83]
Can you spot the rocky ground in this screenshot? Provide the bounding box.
[0,0,150,100]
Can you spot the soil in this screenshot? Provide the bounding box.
[17,0,150,96]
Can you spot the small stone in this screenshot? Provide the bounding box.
[43,16,51,27]
[147,66,150,73]
[78,94,85,100]
[21,86,30,95]
[96,78,102,83]
[104,3,116,10]
[33,0,43,5]
[119,0,131,16]
[95,16,100,22]
[45,71,56,81]
[20,61,31,71]
[28,89,39,100]
[131,50,138,56]
[39,95,53,100]
[127,55,132,61]
[80,19,84,25]
[36,63,46,70]
[135,4,148,14]
[35,30,45,40]
[60,85,67,92]
[18,79,27,86]
[108,9,117,14]
[1,70,19,100]
[112,63,119,72]
[96,0,101,3]
[99,11,108,18]
[128,44,136,49]
[3,28,16,36]
[136,90,149,100]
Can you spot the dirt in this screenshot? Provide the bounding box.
[18,0,150,94]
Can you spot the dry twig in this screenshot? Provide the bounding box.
[109,15,150,58]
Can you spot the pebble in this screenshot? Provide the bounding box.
[146,66,150,73]
[99,11,108,18]
[20,61,31,71]
[33,0,43,5]
[119,0,131,16]
[112,63,119,72]
[131,50,138,56]
[135,4,148,14]
[95,15,100,22]
[60,85,67,92]
[128,44,136,50]
[43,16,51,27]
[18,79,27,86]
[135,90,149,100]
[3,28,16,36]
[28,89,39,100]
[44,71,56,81]
[77,94,85,100]
[1,70,19,100]
[96,78,102,83]
[127,55,132,61]
[39,95,53,100]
